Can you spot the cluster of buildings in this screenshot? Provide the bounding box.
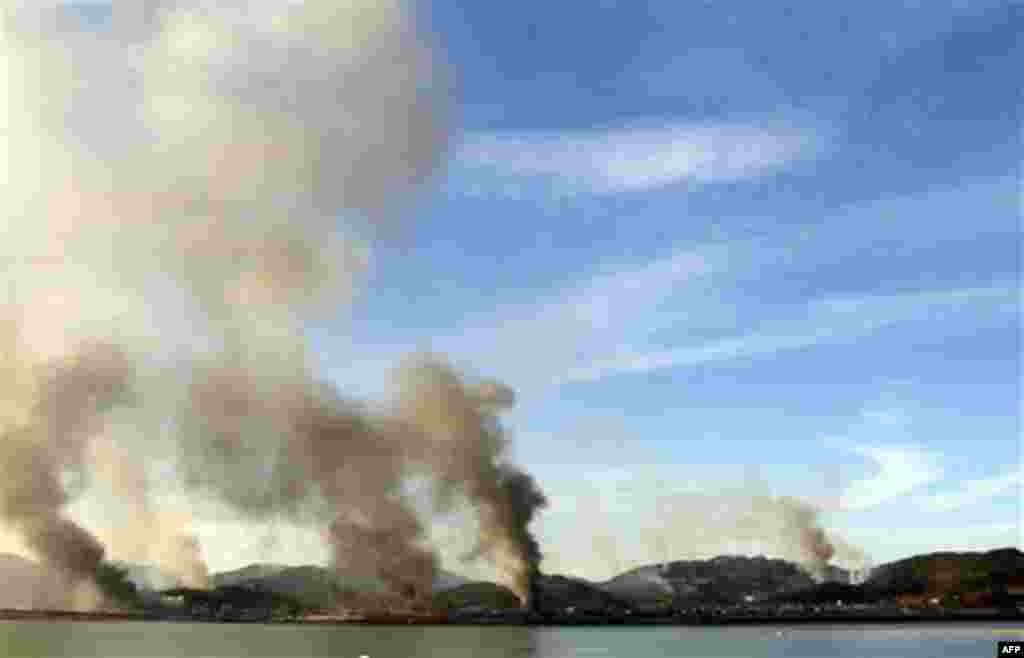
[157,586,300,622]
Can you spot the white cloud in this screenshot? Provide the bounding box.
[334,177,1017,400]
[838,444,944,511]
[913,467,1022,513]
[456,121,819,195]
[559,283,1014,386]
[407,244,733,393]
[322,243,732,403]
[337,241,1013,400]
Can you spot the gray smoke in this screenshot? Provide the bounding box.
[0,0,548,609]
[87,432,209,588]
[394,358,548,606]
[743,495,835,580]
[177,364,443,603]
[0,342,133,601]
[177,356,549,605]
[648,491,868,581]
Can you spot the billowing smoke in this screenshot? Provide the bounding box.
[0,342,133,603]
[178,364,443,604]
[87,434,209,588]
[394,359,548,605]
[0,0,547,610]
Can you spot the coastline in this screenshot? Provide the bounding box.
[2,608,1021,627]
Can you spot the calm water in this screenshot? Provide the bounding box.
[2,621,1020,658]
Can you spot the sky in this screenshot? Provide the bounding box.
[17,0,1023,581]
[326,0,1022,577]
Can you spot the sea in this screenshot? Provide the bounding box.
[1,621,1020,658]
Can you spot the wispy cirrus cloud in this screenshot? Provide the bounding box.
[837,444,944,512]
[337,248,1014,400]
[559,282,1015,386]
[913,467,1022,513]
[335,176,1016,401]
[411,243,733,392]
[454,121,821,196]
[324,243,730,400]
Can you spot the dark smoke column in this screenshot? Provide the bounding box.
[179,365,443,605]
[502,468,548,609]
[396,358,548,606]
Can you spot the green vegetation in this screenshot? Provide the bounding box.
[866,548,1024,599]
[212,565,348,610]
[773,582,877,605]
[94,563,142,609]
[158,585,307,619]
[763,547,1024,608]
[432,582,521,611]
[533,575,630,615]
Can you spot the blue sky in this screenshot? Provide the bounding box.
[47,0,1020,579]
[313,0,1022,576]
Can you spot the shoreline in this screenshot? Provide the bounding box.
[2,608,1021,627]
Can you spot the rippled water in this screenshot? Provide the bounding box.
[1,621,1019,657]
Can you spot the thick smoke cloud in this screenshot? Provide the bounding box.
[176,357,548,605]
[179,364,442,603]
[395,359,548,604]
[0,342,133,602]
[87,434,209,588]
[0,0,875,609]
[0,0,547,609]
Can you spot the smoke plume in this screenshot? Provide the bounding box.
[741,495,835,580]
[1,0,547,609]
[395,359,548,605]
[649,491,867,581]
[87,435,209,588]
[0,341,133,601]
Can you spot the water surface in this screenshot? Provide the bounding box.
[2,621,1020,657]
